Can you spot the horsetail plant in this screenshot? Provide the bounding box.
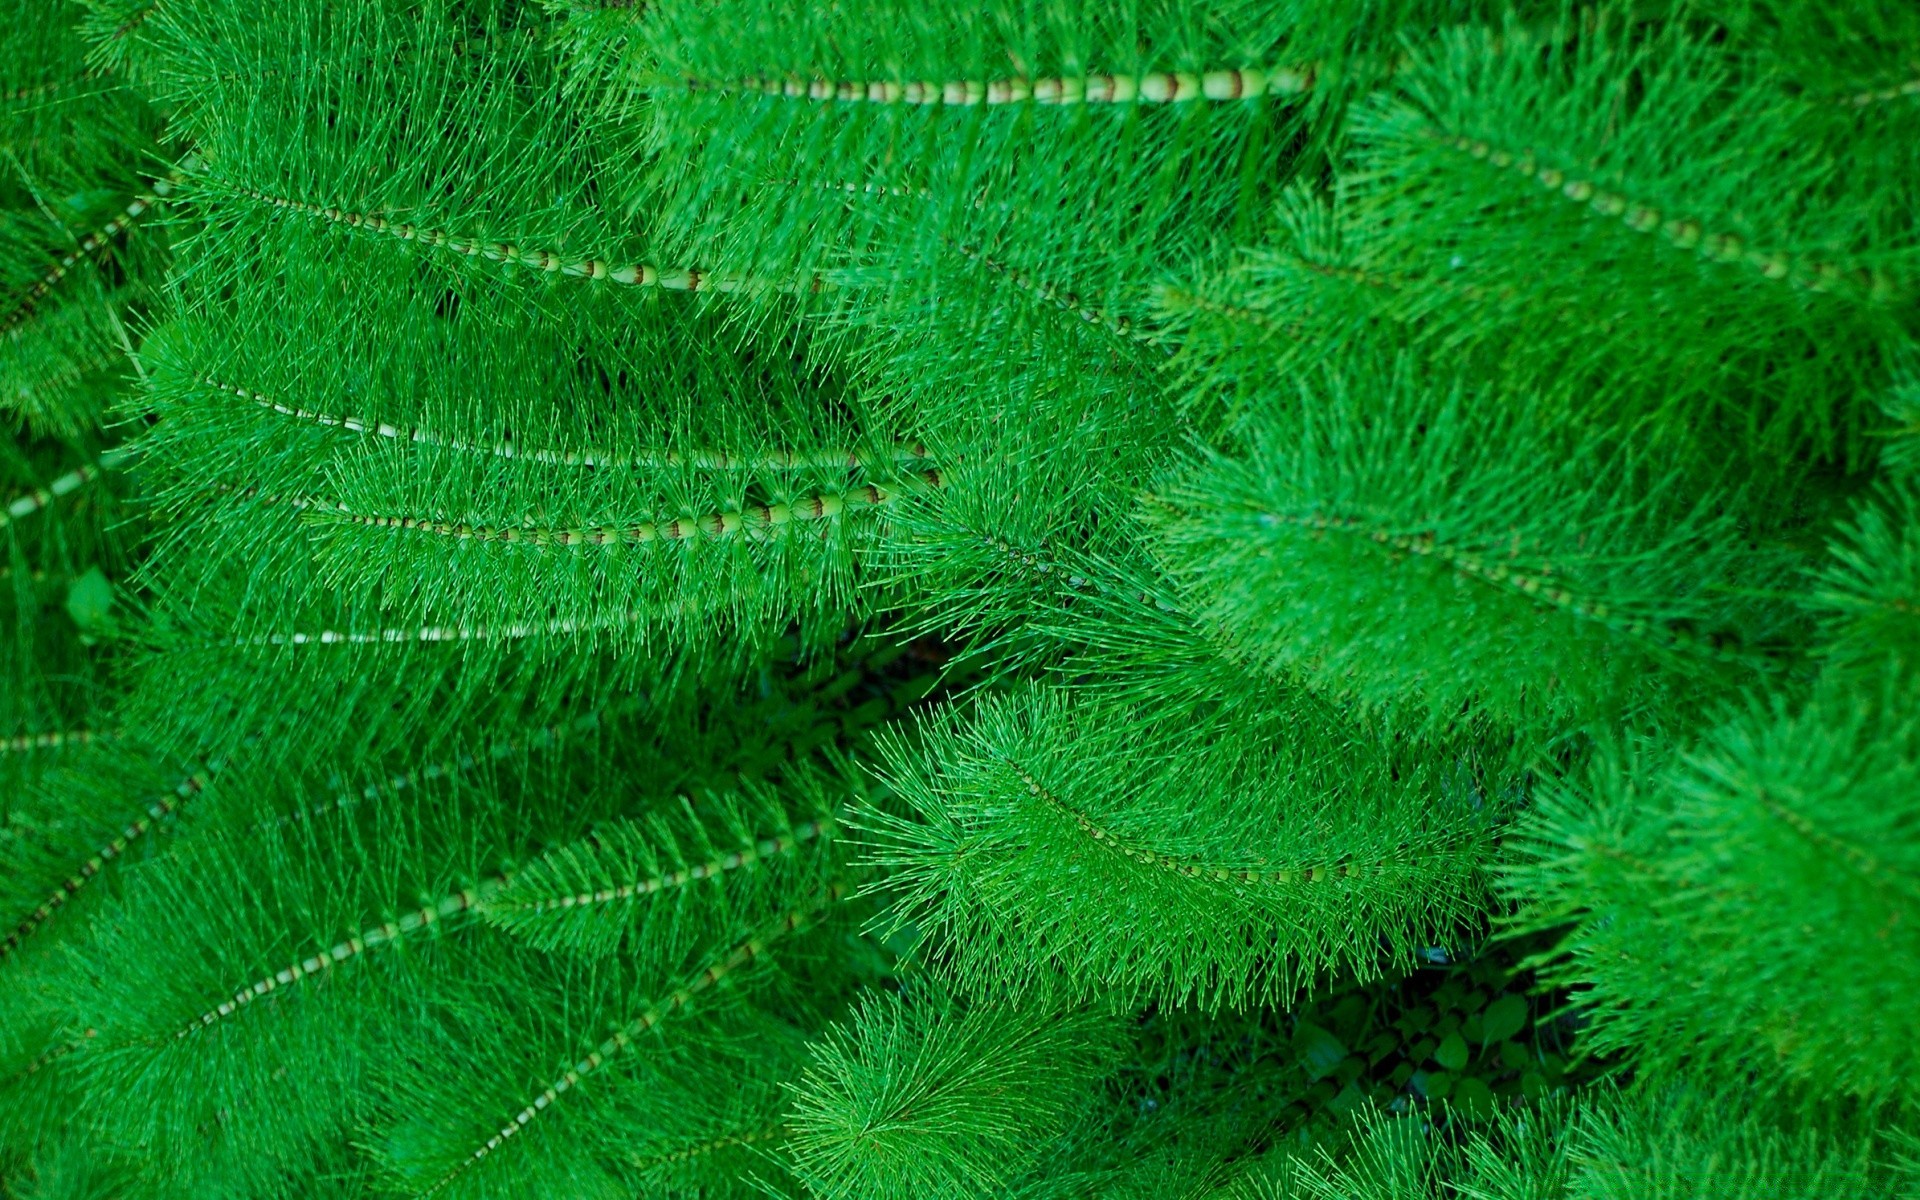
[2,0,1916,1194]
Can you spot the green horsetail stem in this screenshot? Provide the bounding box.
[1430,129,1905,303]
[0,765,217,960]
[422,881,849,1197]
[950,242,1163,348]
[2,171,179,337]
[627,1121,788,1171]
[233,611,650,648]
[1004,758,1385,886]
[3,1025,98,1089]
[0,727,115,754]
[202,375,930,471]
[1257,508,1767,667]
[176,814,837,1036]
[166,712,623,1034]
[1156,284,1309,340]
[174,880,506,1039]
[317,470,942,546]
[1,445,134,531]
[701,65,1314,105]
[484,817,833,918]
[233,185,831,295]
[1841,75,1920,107]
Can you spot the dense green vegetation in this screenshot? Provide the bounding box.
[3,0,1916,1195]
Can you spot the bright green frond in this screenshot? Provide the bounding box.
[1505,684,1920,1102]
[786,988,1122,1200]
[863,686,1494,1009]
[1148,363,1807,740]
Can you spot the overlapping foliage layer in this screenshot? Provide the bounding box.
[2,0,1916,1196]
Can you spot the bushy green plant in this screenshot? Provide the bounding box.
[2,0,1915,1194]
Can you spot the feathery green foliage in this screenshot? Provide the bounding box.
[0,0,165,440]
[1814,479,1920,685]
[865,687,1494,1008]
[1164,15,1917,465]
[481,771,851,961]
[1148,365,1805,740]
[786,989,1122,1200]
[1506,682,1920,1102]
[1268,1085,1919,1199]
[2,0,1916,1193]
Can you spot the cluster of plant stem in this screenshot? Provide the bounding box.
[1,0,1916,1196]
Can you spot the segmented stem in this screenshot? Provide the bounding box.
[234,186,827,295]
[486,819,831,916]
[630,1122,788,1170]
[1006,758,1373,885]
[1756,788,1920,892]
[1434,131,1903,303]
[422,882,847,1197]
[205,375,928,470]
[815,178,936,201]
[1259,509,1760,666]
[235,610,648,648]
[1,445,133,531]
[263,753,475,830]
[707,65,1313,106]
[1156,285,1306,340]
[105,0,160,44]
[3,1027,97,1088]
[0,767,214,960]
[321,472,940,547]
[1841,76,1920,107]
[264,711,604,833]
[1,727,113,754]
[951,242,1162,349]
[2,174,178,337]
[176,881,503,1038]
[0,68,107,106]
